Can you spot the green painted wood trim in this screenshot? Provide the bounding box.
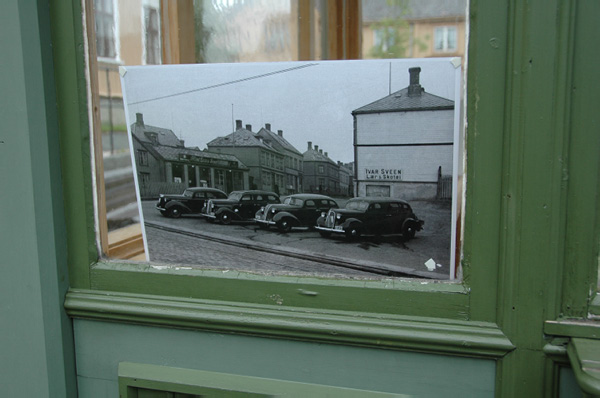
[567,338,600,396]
[559,0,600,317]
[1,1,77,396]
[543,339,570,364]
[462,0,509,324]
[90,261,470,319]
[50,0,97,289]
[590,295,600,316]
[65,289,514,358]
[545,320,600,340]
[118,362,410,397]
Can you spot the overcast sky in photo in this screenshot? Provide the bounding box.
[121,58,461,163]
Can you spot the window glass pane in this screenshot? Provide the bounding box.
[362,1,465,59]
[93,0,467,281]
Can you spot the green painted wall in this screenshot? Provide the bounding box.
[1,0,598,396]
[0,1,76,397]
[74,319,495,397]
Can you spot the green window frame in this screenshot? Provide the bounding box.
[48,0,600,395]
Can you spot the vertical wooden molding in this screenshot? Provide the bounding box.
[325,0,360,60]
[298,0,313,60]
[161,0,196,64]
[327,0,343,59]
[345,0,362,59]
[84,0,109,255]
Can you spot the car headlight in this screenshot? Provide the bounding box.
[234,208,239,213]
[336,214,342,220]
[260,206,265,213]
[271,208,276,213]
[320,212,326,217]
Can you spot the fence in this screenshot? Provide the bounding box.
[437,175,452,200]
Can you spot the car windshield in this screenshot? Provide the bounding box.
[182,189,193,197]
[345,200,370,211]
[285,198,303,206]
[228,192,243,201]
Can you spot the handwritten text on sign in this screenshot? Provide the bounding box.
[365,168,402,180]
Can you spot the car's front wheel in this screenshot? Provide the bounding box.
[402,222,416,240]
[276,218,293,233]
[219,212,232,225]
[168,207,182,218]
[345,223,362,241]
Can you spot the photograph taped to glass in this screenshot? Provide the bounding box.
[121,58,463,280]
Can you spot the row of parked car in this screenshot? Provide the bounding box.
[155,187,424,240]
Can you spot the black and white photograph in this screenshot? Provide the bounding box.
[121,58,462,280]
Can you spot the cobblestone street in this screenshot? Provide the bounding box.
[141,200,452,279]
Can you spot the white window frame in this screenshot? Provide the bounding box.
[95,0,121,62]
[142,0,162,65]
[434,26,457,53]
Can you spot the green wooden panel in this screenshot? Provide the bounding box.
[66,289,513,358]
[90,262,469,319]
[74,320,496,398]
[560,0,600,317]
[0,0,76,396]
[119,363,410,397]
[49,0,97,289]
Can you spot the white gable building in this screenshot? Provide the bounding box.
[352,67,454,200]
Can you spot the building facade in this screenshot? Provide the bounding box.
[362,0,467,61]
[353,67,454,200]
[131,113,249,197]
[207,120,285,194]
[255,124,304,195]
[302,142,341,195]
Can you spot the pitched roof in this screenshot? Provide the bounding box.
[131,120,183,147]
[256,128,302,156]
[303,148,337,165]
[352,87,454,115]
[362,0,466,23]
[207,128,275,150]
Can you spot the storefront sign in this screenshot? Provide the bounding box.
[365,168,402,180]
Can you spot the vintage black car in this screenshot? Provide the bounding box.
[315,197,424,240]
[202,190,280,224]
[254,194,338,232]
[156,187,227,218]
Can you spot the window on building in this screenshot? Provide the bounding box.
[434,26,457,52]
[137,150,148,166]
[366,185,391,197]
[318,165,324,174]
[94,0,117,59]
[139,172,150,187]
[143,5,161,64]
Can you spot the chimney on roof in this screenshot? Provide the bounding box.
[314,145,319,152]
[235,120,242,130]
[325,152,328,157]
[307,141,312,150]
[136,113,144,126]
[277,130,283,137]
[246,124,252,131]
[265,123,271,131]
[408,67,423,97]
[179,139,185,147]
[319,149,323,155]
